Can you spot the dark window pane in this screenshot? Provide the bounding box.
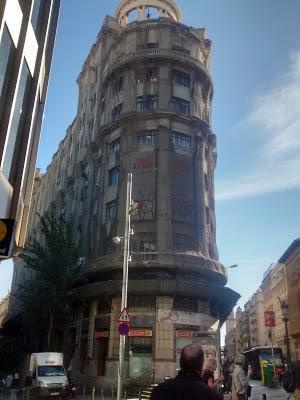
[172,132,192,149]
[2,61,31,183]
[31,0,43,35]
[0,25,15,122]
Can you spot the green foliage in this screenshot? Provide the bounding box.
[18,209,82,350]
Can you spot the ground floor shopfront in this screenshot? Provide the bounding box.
[69,294,229,388]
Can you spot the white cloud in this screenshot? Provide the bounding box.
[217,51,300,200]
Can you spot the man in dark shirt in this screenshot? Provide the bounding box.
[150,345,223,400]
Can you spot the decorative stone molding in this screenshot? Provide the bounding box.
[115,0,182,26]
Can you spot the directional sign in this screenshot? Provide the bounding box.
[117,307,131,323]
[0,219,15,258]
[118,322,130,336]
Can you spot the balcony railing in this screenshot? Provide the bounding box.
[103,48,209,81]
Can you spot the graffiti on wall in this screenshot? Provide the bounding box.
[132,188,155,220]
[171,189,194,223]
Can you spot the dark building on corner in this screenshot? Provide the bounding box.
[9,0,240,387]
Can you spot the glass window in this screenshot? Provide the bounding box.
[172,132,192,149]
[133,233,156,253]
[0,25,16,123]
[136,95,158,111]
[170,97,190,115]
[135,130,157,145]
[112,76,123,95]
[2,61,32,183]
[108,167,119,186]
[136,68,159,83]
[112,103,122,120]
[172,70,191,88]
[106,200,117,221]
[172,45,190,55]
[173,234,194,252]
[31,0,43,35]
[110,138,120,155]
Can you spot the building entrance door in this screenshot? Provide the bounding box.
[97,338,108,376]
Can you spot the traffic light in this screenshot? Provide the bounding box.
[0,219,15,258]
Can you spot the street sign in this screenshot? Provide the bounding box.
[264,311,275,327]
[118,322,130,336]
[117,307,131,323]
[0,219,15,258]
[129,328,152,337]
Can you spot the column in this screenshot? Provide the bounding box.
[155,296,174,380]
[86,300,97,374]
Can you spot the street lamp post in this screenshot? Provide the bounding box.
[116,173,132,400]
[280,299,292,371]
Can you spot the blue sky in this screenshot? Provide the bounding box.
[1,1,300,313]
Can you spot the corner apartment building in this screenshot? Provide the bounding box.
[0,0,60,256]
[278,239,300,361]
[10,0,240,386]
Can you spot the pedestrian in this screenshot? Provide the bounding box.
[150,344,223,400]
[202,357,223,390]
[4,373,13,389]
[232,354,252,400]
[222,358,231,393]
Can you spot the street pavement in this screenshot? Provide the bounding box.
[249,380,290,400]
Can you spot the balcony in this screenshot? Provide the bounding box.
[103,48,210,82]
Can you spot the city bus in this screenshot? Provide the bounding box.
[243,346,285,380]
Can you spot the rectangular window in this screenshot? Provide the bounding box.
[112,103,122,119]
[0,25,16,123]
[133,233,156,253]
[172,70,191,88]
[170,97,190,115]
[108,167,119,186]
[136,95,158,111]
[204,173,209,191]
[172,132,192,149]
[172,45,190,55]
[112,76,123,95]
[173,234,194,252]
[136,68,159,83]
[135,130,157,145]
[110,138,120,155]
[2,61,32,183]
[147,43,159,49]
[31,0,44,37]
[146,67,158,82]
[106,200,117,221]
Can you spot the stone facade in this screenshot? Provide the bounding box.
[278,239,300,361]
[10,0,240,387]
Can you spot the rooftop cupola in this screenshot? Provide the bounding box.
[115,0,182,26]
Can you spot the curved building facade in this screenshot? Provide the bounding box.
[12,0,240,387]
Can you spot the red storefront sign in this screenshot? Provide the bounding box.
[176,331,192,338]
[264,311,275,327]
[129,329,152,337]
[95,331,108,339]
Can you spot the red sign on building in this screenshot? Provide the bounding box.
[264,311,275,327]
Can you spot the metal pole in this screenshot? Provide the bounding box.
[283,317,292,370]
[117,173,132,400]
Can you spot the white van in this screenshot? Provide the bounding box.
[29,353,68,397]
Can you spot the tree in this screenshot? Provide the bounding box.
[18,209,82,350]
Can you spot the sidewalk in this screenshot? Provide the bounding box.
[249,380,289,400]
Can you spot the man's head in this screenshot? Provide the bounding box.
[180,344,204,374]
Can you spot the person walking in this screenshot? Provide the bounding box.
[150,344,223,400]
[202,357,223,390]
[231,354,252,400]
